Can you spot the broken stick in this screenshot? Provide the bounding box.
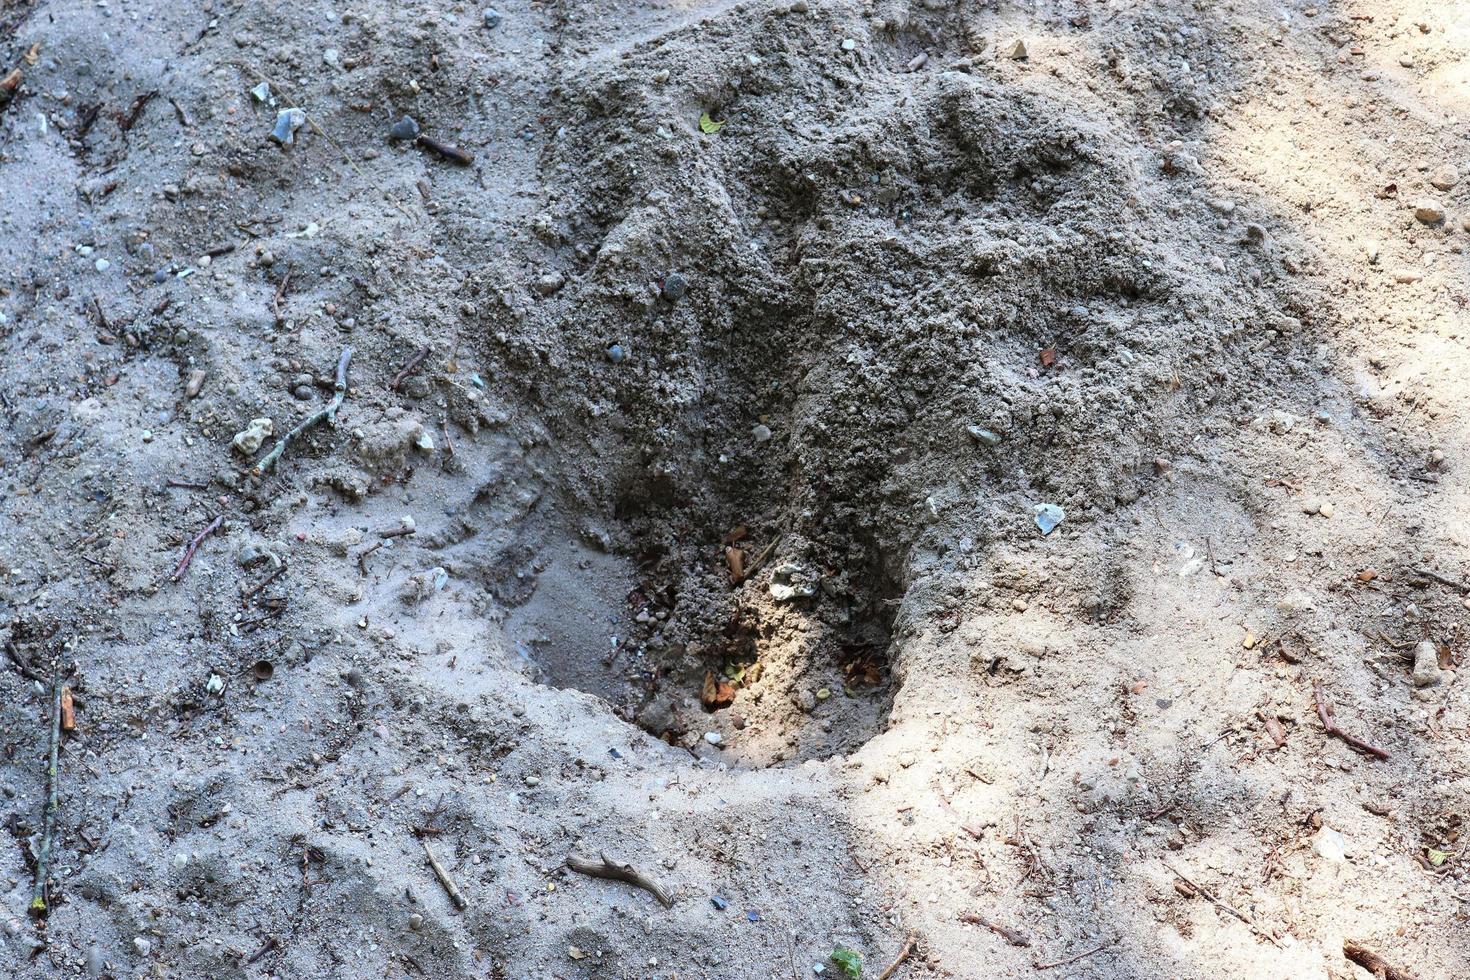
[565,851,673,908]
[1410,566,1468,593]
[422,839,468,910]
[876,932,918,980]
[172,514,224,581]
[1256,710,1287,749]
[1034,939,1115,971]
[242,563,287,603]
[254,347,354,475]
[1164,861,1280,947]
[391,345,431,391]
[1344,940,1420,980]
[29,658,63,916]
[1313,680,1390,760]
[960,911,1030,947]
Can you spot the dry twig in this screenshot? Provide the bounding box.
[1313,680,1389,760]
[1034,939,1115,971]
[6,639,45,683]
[172,514,223,581]
[422,840,468,910]
[1257,710,1287,749]
[391,346,430,391]
[254,347,353,475]
[1411,566,1468,593]
[1164,861,1280,947]
[358,541,384,575]
[1344,940,1420,980]
[29,657,63,916]
[272,270,291,322]
[242,563,287,603]
[565,851,673,908]
[961,911,1030,947]
[876,933,918,980]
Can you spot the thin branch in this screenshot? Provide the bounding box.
[1313,680,1390,760]
[1164,861,1280,947]
[241,563,287,603]
[422,840,468,910]
[6,639,45,683]
[876,933,918,980]
[29,656,63,916]
[961,911,1030,946]
[253,347,353,475]
[1344,940,1421,980]
[172,514,223,582]
[391,346,430,391]
[1411,566,1468,592]
[565,851,673,908]
[1034,939,1115,971]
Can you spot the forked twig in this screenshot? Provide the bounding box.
[254,347,353,475]
[565,851,673,908]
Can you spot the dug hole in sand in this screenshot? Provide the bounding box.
[1,0,1468,977]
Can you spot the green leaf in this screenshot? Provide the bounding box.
[830,948,863,979]
[1427,848,1451,867]
[699,112,726,134]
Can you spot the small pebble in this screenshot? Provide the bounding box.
[269,107,307,146]
[1318,502,1334,518]
[408,913,424,931]
[662,271,688,301]
[1430,167,1459,191]
[389,115,421,141]
[704,731,723,746]
[94,258,110,272]
[967,425,1001,447]
[605,343,626,364]
[840,38,857,51]
[1414,201,1445,223]
[752,424,772,443]
[524,774,540,786]
[483,7,502,28]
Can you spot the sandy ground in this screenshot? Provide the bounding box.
[2,0,1470,977]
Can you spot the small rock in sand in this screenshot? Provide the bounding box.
[1413,201,1445,223]
[389,115,421,141]
[1412,640,1443,688]
[1314,827,1347,862]
[232,418,274,455]
[269,108,307,146]
[967,425,1001,447]
[661,271,688,301]
[1429,167,1459,191]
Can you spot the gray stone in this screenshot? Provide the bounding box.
[661,271,688,301]
[389,116,421,142]
[269,108,307,147]
[967,425,1001,447]
[1412,639,1443,687]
